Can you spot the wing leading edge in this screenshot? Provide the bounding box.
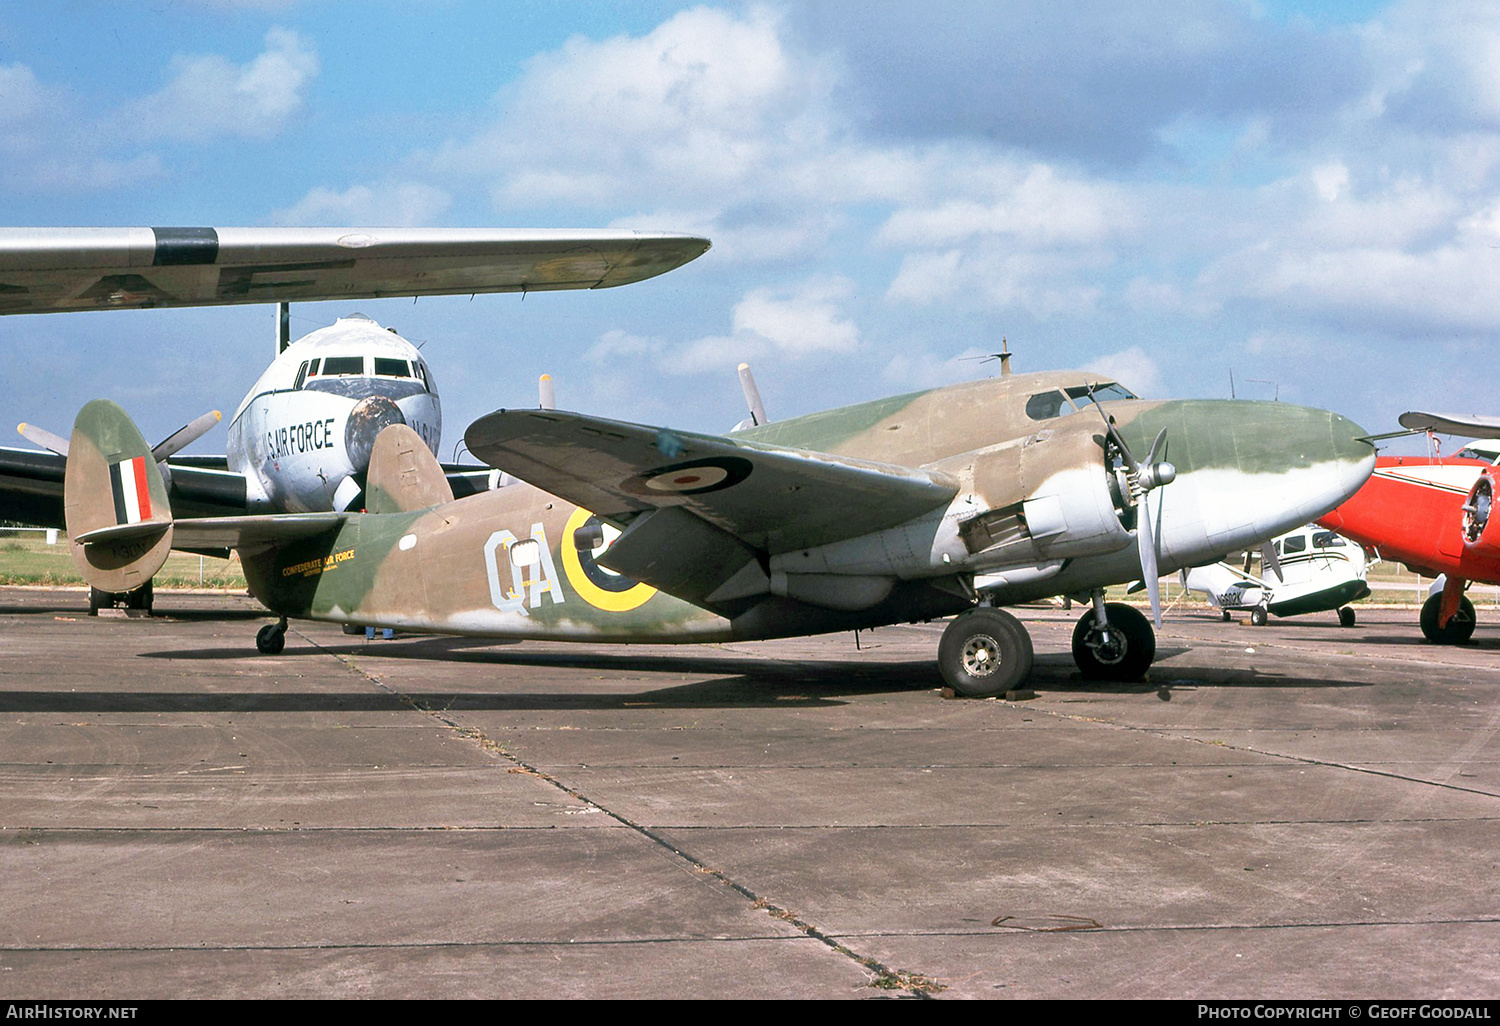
[0,227,711,315]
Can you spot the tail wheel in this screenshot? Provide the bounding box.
[938,608,1034,696]
[1420,594,1476,644]
[1338,606,1356,628]
[1072,603,1155,681]
[255,622,286,655]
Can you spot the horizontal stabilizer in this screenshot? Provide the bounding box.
[0,227,710,315]
[171,513,348,553]
[1398,411,1500,438]
[464,408,958,554]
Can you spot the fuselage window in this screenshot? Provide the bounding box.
[322,356,365,376]
[1311,531,1344,549]
[1025,391,1071,421]
[374,357,412,377]
[1282,535,1307,555]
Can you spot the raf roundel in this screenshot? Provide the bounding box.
[623,456,753,497]
[560,506,657,612]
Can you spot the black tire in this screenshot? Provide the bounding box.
[1338,606,1356,628]
[88,586,107,616]
[1420,594,1476,644]
[1250,606,1268,626]
[1221,609,1232,622]
[255,623,286,655]
[126,579,153,613]
[938,607,1034,696]
[1072,603,1155,681]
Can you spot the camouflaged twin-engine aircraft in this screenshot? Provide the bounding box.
[62,367,1376,695]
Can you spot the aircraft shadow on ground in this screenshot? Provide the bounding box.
[1027,651,1374,695]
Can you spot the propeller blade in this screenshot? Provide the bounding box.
[152,410,222,461]
[1139,491,1162,628]
[1145,427,1168,466]
[1261,541,1284,583]
[17,422,68,457]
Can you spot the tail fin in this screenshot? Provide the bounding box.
[365,423,454,513]
[63,400,173,593]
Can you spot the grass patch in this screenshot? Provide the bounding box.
[0,533,246,590]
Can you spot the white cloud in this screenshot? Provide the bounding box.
[271,182,452,226]
[1083,346,1165,398]
[120,27,319,141]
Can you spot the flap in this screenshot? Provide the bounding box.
[463,408,958,554]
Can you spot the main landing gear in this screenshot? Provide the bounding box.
[1071,598,1154,681]
[256,617,288,655]
[938,591,1159,696]
[88,580,153,616]
[938,607,1034,696]
[1420,593,1476,645]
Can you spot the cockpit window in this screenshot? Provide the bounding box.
[374,357,412,378]
[416,360,434,393]
[321,356,364,376]
[1282,535,1307,555]
[1025,391,1070,421]
[1026,382,1139,422]
[1067,383,1137,404]
[294,361,310,390]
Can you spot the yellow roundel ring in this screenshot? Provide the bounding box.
[560,506,658,612]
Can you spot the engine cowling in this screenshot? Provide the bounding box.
[767,416,1134,586]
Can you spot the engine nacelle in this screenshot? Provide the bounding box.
[767,416,1133,585]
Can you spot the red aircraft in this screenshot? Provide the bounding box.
[1318,412,1500,643]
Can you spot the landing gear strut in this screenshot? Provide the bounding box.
[938,607,1034,696]
[1420,594,1476,644]
[1071,598,1155,681]
[256,618,288,655]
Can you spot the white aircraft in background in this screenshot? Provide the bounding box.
[0,225,710,608]
[1181,524,1371,627]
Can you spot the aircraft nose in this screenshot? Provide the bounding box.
[1119,399,1375,564]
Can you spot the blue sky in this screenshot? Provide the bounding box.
[2,0,1496,459]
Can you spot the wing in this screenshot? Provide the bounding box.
[464,408,957,609]
[0,227,710,315]
[1399,411,1500,438]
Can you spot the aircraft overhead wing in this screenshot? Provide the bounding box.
[1398,411,1500,439]
[0,227,710,315]
[464,408,958,555]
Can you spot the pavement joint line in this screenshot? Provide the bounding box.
[7,914,1500,954]
[303,633,945,997]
